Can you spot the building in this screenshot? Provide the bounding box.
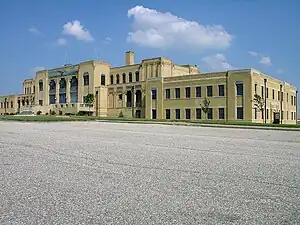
[0,51,298,124]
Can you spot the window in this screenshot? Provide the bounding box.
[175,109,180,119]
[236,83,243,96]
[291,112,293,120]
[152,109,157,119]
[218,85,225,96]
[185,108,191,120]
[39,100,43,106]
[10,101,13,108]
[196,87,201,98]
[39,81,43,92]
[272,89,275,100]
[266,109,269,120]
[175,88,180,98]
[101,74,105,86]
[287,111,289,120]
[291,96,293,105]
[254,108,257,119]
[287,93,288,102]
[83,73,89,86]
[255,83,258,94]
[116,74,120,84]
[266,88,269,98]
[237,107,244,119]
[152,89,157,100]
[261,109,264,119]
[118,94,122,100]
[207,108,213,120]
[110,75,114,84]
[218,108,225,119]
[278,91,280,100]
[207,86,213,97]
[261,86,264,98]
[165,89,170,99]
[196,108,201,119]
[294,96,296,106]
[185,87,191,98]
[281,111,284,120]
[122,73,126,83]
[165,109,170,119]
[129,72,133,82]
[281,92,283,101]
[33,86,35,93]
[135,71,140,82]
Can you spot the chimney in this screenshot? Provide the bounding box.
[125,51,134,65]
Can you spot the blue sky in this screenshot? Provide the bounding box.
[0,0,299,102]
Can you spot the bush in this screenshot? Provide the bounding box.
[118,110,124,118]
[45,113,49,115]
[50,110,56,115]
[9,113,15,115]
[76,111,88,116]
[37,110,42,115]
[59,110,63,115]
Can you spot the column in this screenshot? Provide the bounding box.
[66,77,71,104]
[55,78,60,104]
[123,90,127,108]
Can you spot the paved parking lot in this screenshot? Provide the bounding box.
[0,121,300,224]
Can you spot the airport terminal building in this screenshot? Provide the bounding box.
[0,51,298,124]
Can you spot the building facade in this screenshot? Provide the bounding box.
[0,51,298,124]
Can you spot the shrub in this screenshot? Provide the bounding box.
[37,110,42,115]
[59,110,63,115]
[45,113,49,115]
[118,110,124,118]
[50,110,56,115]
[76,111,88,116]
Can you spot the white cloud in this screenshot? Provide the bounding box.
[57,38,67,45]
[248,51,272,66]
[62,20,94,41]
[248,51,258,56]
[127,6,233,50]
[260,56,272,65]
[104,36,112,44]
[28,27,40,34]
[202,53,236,72]
[30,66,45,73]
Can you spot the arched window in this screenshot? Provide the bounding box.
[129,72,133,82]
[116,74,120,84]
[110,75,114,84]
[135,71,140,82]
[122,73,126,83]
[101,74,105,86]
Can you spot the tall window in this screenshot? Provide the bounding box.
[278,91,280,100]
[237,107,244,119]
[101,74,105,86]
[83,73,89,86]
[185,108,191,120]
[165,89,170,99]
[272,89,275,100]
[175,109,180,119]
[266,88,269,98]
[291,96,293,105]
[110,75,114,84]
[207,108,213,119]
[152,109,157,119]
[185,87,191,98]
[287,93,289,102]
[254,108,257,119]
[39,80,43,92]
[152,88,157,100]
[196,108,201,119]
[135,71,140,82]
[236,83,243,96]
[116,74,120,84]
[122,73,126,83]
[255,83,258,94]
[175,88,180,99]
[207,86,213,97]
[165,109,170,120]
[218,108,225,119]
[266,109,269,120]
[129,72,133,82]
[261,86,264,98]
[218,85,225,96]
[196,87,201,98]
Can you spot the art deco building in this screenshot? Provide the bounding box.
[0,51,298,124]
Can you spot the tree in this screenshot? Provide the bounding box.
[200,97,211,119]
[252,94,264,112]
[84,94,95,116]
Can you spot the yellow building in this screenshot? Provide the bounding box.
[0,51,298,124]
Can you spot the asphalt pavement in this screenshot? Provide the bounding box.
[0,121,299,224]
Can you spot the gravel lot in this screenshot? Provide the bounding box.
[0,121,300,225]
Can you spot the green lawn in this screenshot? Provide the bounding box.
[0,115,299,129]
